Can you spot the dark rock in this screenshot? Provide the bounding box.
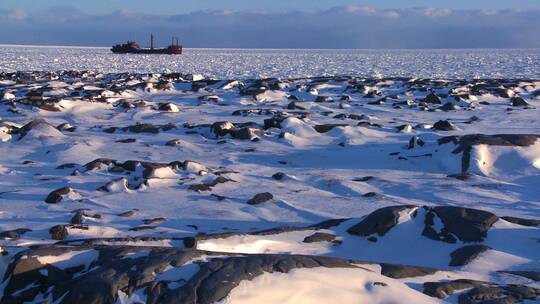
[143,217,167,225]
[502,284,540,300]
[247,192,274,205]
[286,101,302,109]
[211,194,227,201]
[315,96,333,103]
[103,127,117,133]
[302,232,337,243]
[0,228,32,240]
[357,121,382,128]
[210,121,235,137]
[362,192,377,197]
[447,172,473,181]
[209,176,233,186]
[114,138,136,143]
[49,225,68,240]
[115,99,134,109]
[333,113,367,121]
[231,127,259,140]
[56,123,77,132]
[408,136,425,149]
[309,218,350,229]
[367,236,378,242]
[84,158,116,171]
[439,102,458,111]
[272,172,286,180]
[183,237,197,249]
[117,209,138,217]
[125,123,161,133]
[1,245,357,304]
[188,184,213,192]
[449,245,491,266]
[264,117,283,129]
[189,177,233,192]
[166,139,181,146]
[423,279,487,299]
[56,163,78,170]
[447,134,540,151]
[45,186,72,204]
[347,205,416,237]
[128,225,156,231]
[511,96,529,107]
[380,263,438,279]
[287,95,299,101]
[352,176,374,182]
[396,124,413,132]
[157,103,179,112]
[70,211,85,225]
[122,123,175,134]
[424,93,442,104]
[423,206,498,243]
[501,216,540,227]
[119,160,141,171]
[458,286,510,303]
[495,87,515,98]
[500,271,540,282]
[17,119,56,139]
[433,120,456,131]
[368,99,385,105]
[439,134,540,174]
[155,254,354,304]
[314,124,348,133]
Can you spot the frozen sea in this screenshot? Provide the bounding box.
[0,45,539,79]
[1,45,540,302]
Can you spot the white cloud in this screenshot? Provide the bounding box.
[422,8,453,17]
[5,9,28,20]
[342,5,377,15]
[383,10,400,18]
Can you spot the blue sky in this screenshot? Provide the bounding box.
[2,0,540,14]
[1,1,539,48]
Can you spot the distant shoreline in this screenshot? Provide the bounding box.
[0,44,539,52]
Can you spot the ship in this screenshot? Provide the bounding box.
[111,34,182,55]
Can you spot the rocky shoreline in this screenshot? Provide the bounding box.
[0,71,539,303]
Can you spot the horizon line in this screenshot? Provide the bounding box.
[1,44,539,52]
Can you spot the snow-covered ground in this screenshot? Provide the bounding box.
[0,66,539,303]
[0,45,539,79]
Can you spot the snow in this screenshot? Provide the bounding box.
[197,230,333,255]
[116,289,147,304]
[21,123,64,140]
[193,208,539,278]
[0,50,539,302]
[34,249,98,270]
[218,267,442,304]
[155,263,200,289]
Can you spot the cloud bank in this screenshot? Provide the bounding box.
[1,6,539,48]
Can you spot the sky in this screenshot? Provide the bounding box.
[1,1,540,48]
[2,0,540,14]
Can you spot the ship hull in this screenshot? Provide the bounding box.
[111,48,182,55]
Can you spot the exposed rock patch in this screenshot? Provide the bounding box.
[449,245,491,266]
[247,192,274,205]
[423,206,498,243]
[347,205,416,238]
[45,186,73,204]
